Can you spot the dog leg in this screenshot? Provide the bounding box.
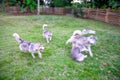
[46,38,49,43]
[38,51,42,58]
[31,52,35,58]
[19,45,26,52]
[50,37,52,41]
[84,55,87,58]
[66,37,73,44]
[81,46,88,52]
[87,45,93,57]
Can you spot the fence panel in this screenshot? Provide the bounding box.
[83,8,120,26]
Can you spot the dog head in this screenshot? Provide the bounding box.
[43,24,47,27]
[73,30,82,36]
[35,43,44,52]
[88,35,97,44]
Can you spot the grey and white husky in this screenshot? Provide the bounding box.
[13,33,44,58]
[72,29,95,36]
[71,45,87,62]
[74,35,97,57]
[66,34,97,57]
[42,24,52,43]
[81,29,96,35]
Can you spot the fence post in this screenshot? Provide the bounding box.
[87,8,90,18]
[105,8,109,23]
[95,8,98,20]
[37,0,40,15]
[118,12,120,26]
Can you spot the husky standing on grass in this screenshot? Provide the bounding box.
[13,33,44,58]
[42,24,52,43]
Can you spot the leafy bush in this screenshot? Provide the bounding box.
[72,2,85,18]
[53,0,71,7]
[109,0,120,9]
[84,0,120,10]
[18,0,37,13]
[8,0,18,6]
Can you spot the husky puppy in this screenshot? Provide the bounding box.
[76,35,97,57]
[81,29,96,35]
[66,33,83,44]
[42,24,52,43]
[72,38,88,52]
[66,29,95,44]
[72,29,95,36]
[71,45,87,62]
[13,33,44,58]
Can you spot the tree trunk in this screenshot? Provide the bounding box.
[37,0,40,15]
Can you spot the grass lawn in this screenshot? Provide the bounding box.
[0,14,120,80]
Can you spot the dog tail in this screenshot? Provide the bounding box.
[42,24,47,30]
[13,33,23,44]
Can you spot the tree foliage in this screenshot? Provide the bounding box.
[52,0,72,7]
[18,0,37,13]
[84,0,120,9]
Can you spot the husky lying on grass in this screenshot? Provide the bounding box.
[71,40,87,62]
[42,24,52,43]
[71,47,87,62]
[13,33,44,58]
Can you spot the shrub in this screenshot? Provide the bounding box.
[18,0,37,13]
[8,0,18,6]
[53,0,71,7]
[72,2,85,18]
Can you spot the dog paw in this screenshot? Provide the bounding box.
[84,55,87,58]
[90,54,93,57]
[32,56,35,58]
[39,56,42,58]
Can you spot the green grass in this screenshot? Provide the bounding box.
[0,14,120,80]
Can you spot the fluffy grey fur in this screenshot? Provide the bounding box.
[71,46,87,62]
[81,29,96,35]
[66,33,97,57]
[42,24,52,43]
[13,33,44,58]
[73,34,97,57]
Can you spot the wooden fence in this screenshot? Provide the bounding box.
[3,6,120,26]
[42,7,66,15]
[42,8,120,26]
[83,8,120,26]
[5,6,20,14]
